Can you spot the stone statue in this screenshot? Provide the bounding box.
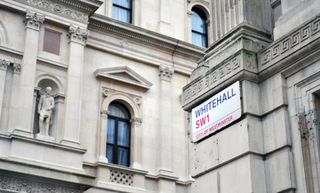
[38,87,55,136]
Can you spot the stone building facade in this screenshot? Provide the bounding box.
[0,0,319,193]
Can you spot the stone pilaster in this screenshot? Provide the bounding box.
[61,25,87,147]
[13,11,44,137]
[159,0,172,36]
[158,65,174,174]
[131,117,142,169]
[0,60,10,130]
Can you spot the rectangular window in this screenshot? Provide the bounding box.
[112,0,132,23]
[43,29,61,55]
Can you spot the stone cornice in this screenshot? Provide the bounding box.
[12,0,102,23]
[88,14,204,60]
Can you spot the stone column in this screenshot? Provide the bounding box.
[0,60,10,129]
[61,25,87,147]
[13,11,44,137]
[98,110,108,163]
[158,65,174,174]
[131,117,142,169]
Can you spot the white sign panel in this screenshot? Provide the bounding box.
[191,81,241,142]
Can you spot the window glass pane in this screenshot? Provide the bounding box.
[108,102,130,119]
[192,32,207,47]
[117,121,130,147]
[112,6,131,23]
[113,0,131,8]
[117,147,129,166]
[192,11,207,33]
[107,118,116,144]
[106,144,114,163]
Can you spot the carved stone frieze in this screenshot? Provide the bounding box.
[0,175,81,193]
[159,65,174,81]
[15,0,89,23]
[24,10,45,31]
[67,25,88,44]
[259,16,320,70]
[0,59,11,71]
[182,53,241,107]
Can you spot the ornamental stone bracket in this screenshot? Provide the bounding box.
[182,50,258,110]
[24,10,45,31]
[67,25,88,44]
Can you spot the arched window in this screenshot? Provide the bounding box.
[112,0,132,23]
[106,102,131,166]
[192,7,208,48]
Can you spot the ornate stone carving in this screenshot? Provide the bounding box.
[260,16,320,67]
[67,25,88,44]
[15,0,89,23]
[24,10,45,30]
[0,175,81,193]
[298,112,315,141]
[0,59,10,71]
[159,65,174,81]
[13,63,22,74]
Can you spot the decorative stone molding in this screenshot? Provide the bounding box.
[13,0,102,23]
[102,88,143,107]
[67,25,88,44]
[110,169,134,186]
[159,65,174,81]
[0,59,10,71]
[0,175,81,193]
[24,11,45,31]
[13,63,22,74]
[259,15,320,71]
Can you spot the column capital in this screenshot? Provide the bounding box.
[159,65,174,81]
[24,11,45,31]
[13,63,22,74]
[131,117,142,127]
[67,25,88,45]
[0,59,10,71]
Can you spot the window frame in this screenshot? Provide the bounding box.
[106,104,131,167]
[191,7,208,48]
[112,0,133,23]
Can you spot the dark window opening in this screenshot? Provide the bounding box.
[192,7,208,48]
[106,102,131,167]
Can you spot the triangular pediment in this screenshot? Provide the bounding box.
[95,66,152,90]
